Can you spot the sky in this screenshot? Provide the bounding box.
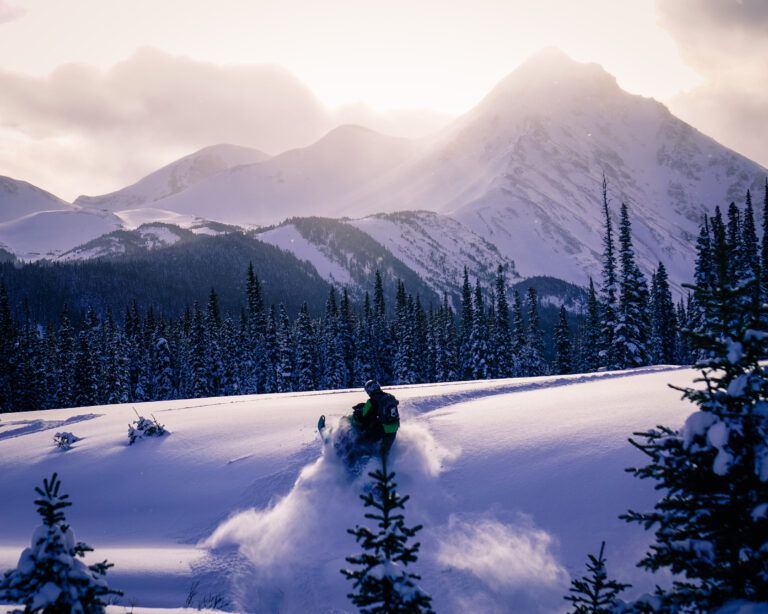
[0,0,764,201]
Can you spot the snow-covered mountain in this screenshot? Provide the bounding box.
[138,125,416,225]
[255,212,516,301]
[0,367,695,612]
[349,48,767,288]
[0,175,73,223]
[74,144,270,210]
[348,210,518,294]
[0,208,123,261]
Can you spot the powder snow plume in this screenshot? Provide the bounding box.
[200,419,459,612]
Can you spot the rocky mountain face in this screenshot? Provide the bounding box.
[350,48,766,289]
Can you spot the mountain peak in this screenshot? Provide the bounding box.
[484,48,619,106]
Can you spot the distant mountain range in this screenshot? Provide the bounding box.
[1,48,765,297]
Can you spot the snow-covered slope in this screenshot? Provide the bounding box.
[349,210,518,295]
[146,126,415,225]
[0,367,696,612]
[58,223,196,261]
[75,144,270,210]
[0,208,123,260]
[0,176,73,223]
[349,48,767,288]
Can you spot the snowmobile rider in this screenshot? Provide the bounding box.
[351,379,400,457]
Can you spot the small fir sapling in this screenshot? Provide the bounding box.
[342,454,434,613]
[53,431,80,451]
[0,473,121,613]
[127,407,168,445]
[564,541,629,614]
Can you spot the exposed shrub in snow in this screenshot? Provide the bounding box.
[53,432,80,451]
[127,410,168,445]
[564,541,629,613]
[0,473,121,612]
[342,455,434,613]
[622,207,768,611]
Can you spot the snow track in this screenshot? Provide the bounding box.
[0,367,695,612]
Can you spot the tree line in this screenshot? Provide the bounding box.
[1,180,765,413]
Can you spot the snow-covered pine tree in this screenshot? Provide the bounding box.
[470,279,490,380]
[275,303,296,392]
[413,296,430,383]
[244,262,267,394]
[152,335,175,400]
[740,192,761,318]
[104,311,130,405]
[553,305,572,375]
[204,288,224,396]
[564,541,629,613]
[761,179,768,307]
[522,287,546,376]
[0,473,121,612]
[614,203,649,368]
[0,280,15,412]
[73,332,98,408]
[342,454,434,613]
[339,288,357,388]
[371,270,393,385]
[220,315,242,396]
[512,289,526,375]
[622,201,768,609]
[599,175,619,370]
[493,265,514,378]
[393,281,418,385]
[459,268,474,380]
[580,278,601,373]
[649,262,676,365]
[190,302,209,398]
[321,287,348,390]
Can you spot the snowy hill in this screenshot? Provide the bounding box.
[58,223,197,260]
[0,176,73,223]
[256,212,516,301]
[75,144,270,211]
[348,48,767,288]
[254,216,438,302]
[0,208,123,261]
[0,367,696,612]
[138,125,415,225]
[349,210,518,297]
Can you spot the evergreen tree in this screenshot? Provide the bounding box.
[342,455,434,613]
[564,542,629,613]
[0,280,16,412]
[190,302,209,398]
[580,278,601,372]
[522,287,546,376]
[0,473,121,612]
[614,203,649,368]
[512,289,526,375]
[761,179,768,306]
[275,303,296,392]
[649,262,676,365]
[457,268,473,379]
[493,265,513,377]
[553,305,572,375]
[623,208,768,609]
[393,281,418,385]
[469,280,490,380]
[599,175,618,369]
[152,335,175,400]
[293,303,316,391]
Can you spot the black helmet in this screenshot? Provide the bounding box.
[364,379,381,396]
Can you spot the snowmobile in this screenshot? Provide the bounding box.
[317,412,381,477]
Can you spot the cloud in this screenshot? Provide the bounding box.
[657,0,768,168]
[0,1,24,24]
[0,48,451,201]
[0,48,331,199]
